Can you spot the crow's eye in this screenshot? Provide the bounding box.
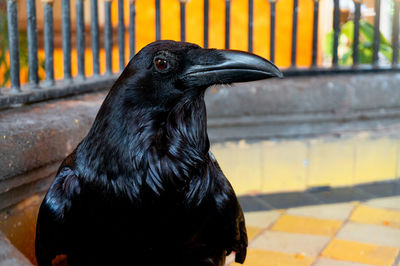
[154,58,168,71]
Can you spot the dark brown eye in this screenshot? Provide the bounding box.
[155,58,168,71]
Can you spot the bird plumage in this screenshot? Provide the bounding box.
[35,40,282,266]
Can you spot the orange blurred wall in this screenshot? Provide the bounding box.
[119,0,314,68]
[134,0,314,67]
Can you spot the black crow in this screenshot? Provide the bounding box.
[35,40,282,266]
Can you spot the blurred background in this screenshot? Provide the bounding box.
[0,0,400,265]
[0,0,398,86]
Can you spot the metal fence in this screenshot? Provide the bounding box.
[0,0,399,110]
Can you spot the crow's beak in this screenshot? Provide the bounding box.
[180,49,283,88]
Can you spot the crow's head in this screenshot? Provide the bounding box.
[83,40,283,200]
[115,40,282,109]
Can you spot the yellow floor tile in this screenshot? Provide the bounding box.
[271,214,343,236]
[231,248,314,266]
[313,258,372,266]
[322,239,399,266]
[244,210,282,229]
[287,202,356,221]
[366,196,400,211]
[350,205,400,228]
[336,222,400,248]
[246,226,263,242]
[249,231,330,258]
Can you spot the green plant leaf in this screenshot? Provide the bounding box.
[324,19,393,65]
[341,21,354,41]
[324,31,334,57]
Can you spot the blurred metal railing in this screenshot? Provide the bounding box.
[1,0,400,110]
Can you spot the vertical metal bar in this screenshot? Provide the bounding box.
[225,0,231,49]
[43,1,54,85]
[6,0,20,91]
[180,1,186,42]
[373,0,381,65]
[76,0,85,79]
[269,0,276,63]
[311,0,319,67]
[105,0,113,74]
[118,0,125,70]
[332,0,340,67]
[392,1,400,66]
[353,0,361,66]
[248,0,254,52]
[203,0,209,48]
[155,0,161,41]
[129,0,136,58]
[90,0,100,75]
[62,0,72,80]
[26,0,39,86]
[291,0,298,67]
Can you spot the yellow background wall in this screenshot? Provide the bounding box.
[211,135,400,195]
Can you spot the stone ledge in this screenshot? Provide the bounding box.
[0,93,104,181]
[0,163,59,210]
[205,73,400,117]
[0,230,33,266]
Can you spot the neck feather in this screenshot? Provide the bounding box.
[77,95,211,205]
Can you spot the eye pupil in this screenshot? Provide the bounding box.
[155,59,168,70]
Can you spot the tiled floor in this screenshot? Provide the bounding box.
[229,181,400,266]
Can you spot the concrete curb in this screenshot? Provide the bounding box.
[0,231,33,266]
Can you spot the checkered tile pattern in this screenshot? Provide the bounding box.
[227,196,400,266]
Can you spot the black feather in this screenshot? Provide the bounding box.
[36,40,282,266]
